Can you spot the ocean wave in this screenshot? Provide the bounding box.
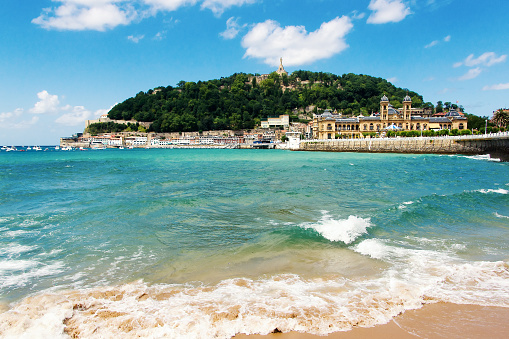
[0,244,37,256]
[398,201,414,209]
[495,212,509,219]
[1,250,508,339]
[461,154,501,162]
[477,188,509,194]
[353,239,509,306]
[0,276,419,339]
[300,212,372,243]
[0,261,65,289]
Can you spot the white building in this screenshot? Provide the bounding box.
[261,115,290,129]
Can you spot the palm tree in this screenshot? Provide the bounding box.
[491,109,509,128]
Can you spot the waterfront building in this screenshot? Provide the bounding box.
[312,95,468,139]
[261,114,290,129]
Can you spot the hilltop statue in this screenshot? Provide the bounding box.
[277,57,288,76]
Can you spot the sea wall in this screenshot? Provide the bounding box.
[298,133,509,156]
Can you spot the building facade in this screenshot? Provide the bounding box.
[261,114,290,129]
[313,95,468,139]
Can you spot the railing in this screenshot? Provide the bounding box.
[304,131,509,143]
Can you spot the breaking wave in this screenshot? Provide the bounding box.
[300,212,372,244]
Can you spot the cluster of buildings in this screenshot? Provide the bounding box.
[312,95,468,139]
[60,130,286,149]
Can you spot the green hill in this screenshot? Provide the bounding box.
[103,71,428,133]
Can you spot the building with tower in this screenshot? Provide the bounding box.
[312,95,467,139]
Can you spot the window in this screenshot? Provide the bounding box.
[327,124,332,131]
[370,123,374,131]
[459,123,464,130]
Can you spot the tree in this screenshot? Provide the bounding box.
[464,113,488,131]
[491,109,509,128]
[436,101,443,113]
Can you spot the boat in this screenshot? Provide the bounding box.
[34,146,42,151]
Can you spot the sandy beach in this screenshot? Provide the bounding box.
[235,303,509,339]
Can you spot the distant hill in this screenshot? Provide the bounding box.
[105,71,428,133]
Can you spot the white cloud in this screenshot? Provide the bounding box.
[351,11,366,20]
[30,91,61,114]
[454,52,507,68]
[0,109,40,130]
[55,106,93,126]
[33,0,258,31]
[220,17,246,39]
[153,30,167,40]
[387,77,397,83]
[458,67,482,81]
[201,0,257,17]
[425,34,450,48]
[367,0,412,24]
[424,40,438,48]
[127,34,145,43]
[242,16,354,67]
[483,83,509,91]
[32,0,137,31]
[143,0,198,12]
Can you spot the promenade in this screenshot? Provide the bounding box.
[298,132,509,158]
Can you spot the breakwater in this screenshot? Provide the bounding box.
[298,132,509,158]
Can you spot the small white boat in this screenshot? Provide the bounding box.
[34,146,42,151]
[55,146,60,150]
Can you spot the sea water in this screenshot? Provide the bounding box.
[0,149,508,338]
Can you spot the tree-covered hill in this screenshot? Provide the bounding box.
[106,71,427,133]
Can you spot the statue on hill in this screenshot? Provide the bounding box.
[277,57,288,76]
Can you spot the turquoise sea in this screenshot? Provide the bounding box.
[0,148,508,338]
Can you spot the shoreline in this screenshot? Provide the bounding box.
[234,303,509,339]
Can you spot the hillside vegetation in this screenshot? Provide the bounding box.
[106,71,427,133]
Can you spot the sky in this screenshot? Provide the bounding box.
[1,0,508,145]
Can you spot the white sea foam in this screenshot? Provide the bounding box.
[477,188,509,194]
[0,261,65,289]
[462,154,501,162]
[353,239,509,306]
[0,244,37,256]
[0,275,420,339]
[398,201,414,209]
[0,259,38,273]
[4,230,37,238]
[301,212,372,243]
[495,212,509,219]
[2,248,508,339]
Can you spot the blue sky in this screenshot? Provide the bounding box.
[1,0,508,145]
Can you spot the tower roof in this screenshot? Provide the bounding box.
[403,95,412,102]
[381,95,389,102]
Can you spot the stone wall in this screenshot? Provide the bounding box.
[299,133,509,156]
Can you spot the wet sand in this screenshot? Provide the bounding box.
[235,303,509,339]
